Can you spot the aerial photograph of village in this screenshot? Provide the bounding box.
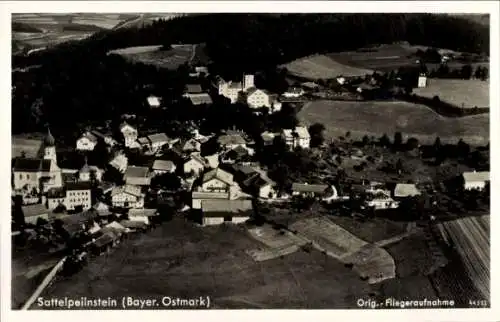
[10,11,491,310]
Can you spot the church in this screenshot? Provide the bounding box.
[12,128,63,197]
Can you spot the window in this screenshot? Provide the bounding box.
[27,174,30,180]
[19,174,23,180]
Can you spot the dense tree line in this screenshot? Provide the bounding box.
[12,13,489,138]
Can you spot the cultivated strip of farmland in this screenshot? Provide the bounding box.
[437,215,490,300]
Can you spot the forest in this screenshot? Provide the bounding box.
[12,13,489,137]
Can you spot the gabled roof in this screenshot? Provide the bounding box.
[394,184,421,198]
[152,159,175,171]
[65,182,93,191]
[188,93,213,105]
[192,191,230,200]
[120,122,136,132]
[246,87,271,97]
[12,158,51,172]
[128,208,158,217]
[185,154,208,167]
[111,185,142,198]
[217,134,246,146]
[125,166,149,178]
[462,171,490,183]
[292,183,329,194]
[185,84,203,93]
[203,168,234,186]
[183,138,201,151]
[22,204,48,218]
[147,133,170,144]
[201,199,253,217]
[283,126,310,140]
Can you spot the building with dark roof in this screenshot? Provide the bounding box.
[200,199,253,226]
[21,204,49,225]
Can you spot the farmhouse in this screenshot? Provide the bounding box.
[111,185,144,209]
[365,189,399,210]
[120,122,138,148]
[242,173,277,199]
[184,154,208,177]
[76,132,98,151]
[128,208,158,225]
[144,133,173,153]
[182,138,202,153]
[200,168,236,193]
[124,166,151,186]
[394,183,421,198]
[200,199,253,226]
[220,145,251,164]
[462,171,490,191]
[188,93,213,106]
[21,204,49,225]
[204,153,220,169]
[152,159,176,175]
[282,126,310,149]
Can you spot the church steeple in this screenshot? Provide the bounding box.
[43,125,57,164]
[44,127,55,147]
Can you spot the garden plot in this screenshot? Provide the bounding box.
[246,225,308,262]
[290,217,396,284]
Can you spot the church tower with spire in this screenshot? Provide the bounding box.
[43,127,57,164]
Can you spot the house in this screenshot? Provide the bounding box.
[242,173,277,199]
[93,201,112,217]
[147,95,161,108]
[217,133,247,150]
[417,74,427,88]
[183,154,208,177]
[182,138,202,153]
[220,146,250,164]
[261,131,276,146]
[245,88,272,109]
[365,189,399,210]
[111,185,144,208]
[218,74,255,103]
[76,132,98,151]
[128,208,158,225]
[394,183,421,198]
[57,209,99,238]
[152,160,176,175]
[188,93,213,106]
[146,133,172,153]
[21,204,49,225]
[92,231,119,255]
[462,171,490,191]
[124,166,151,186]
[200,199,253,226]
[282,126,310,149]
[200,168,236,193]
[109,153,128,173]
[282,87,305,98]
[120,122,138,148]
[63,182,93,211]
[336,77,346,85]
[291,183,336,199]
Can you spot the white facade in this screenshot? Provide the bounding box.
[282,127,311,149]
[65,189,92,210]
[218,74,255,104]
[258,184,277,199]
[120,124,138,148]
[366,198,399,210]
[201,178,230,193]
[418,75,427,88]
[76,136,97,151]
[202,216,249,226]
[111,192,144,208]
[464,181,487,191]
[184,158,205,176]
[79,167,104,182]
[243,75,255,92]
[247,89,271,109]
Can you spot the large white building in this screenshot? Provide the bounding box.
[282,126,311,149]
[111,185,144,209]
[218,74,255,103]
[46,182,92,211]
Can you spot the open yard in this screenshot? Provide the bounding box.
[40,218,377,309]
[298,100,489,145]
[283,54,373,79]
[107,44,195,69]
[413,79,489,109]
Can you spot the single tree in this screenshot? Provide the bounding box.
[393,132,403,150]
